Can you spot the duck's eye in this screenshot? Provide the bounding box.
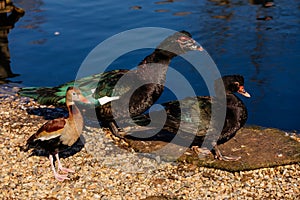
[72,92,77,96]
[233,82,240,87]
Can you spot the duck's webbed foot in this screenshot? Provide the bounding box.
[191,146,212,159]
[54,172,70,182]
[213,145,241,161]
[109,121,126,138]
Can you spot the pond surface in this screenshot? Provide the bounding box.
[2,0,300,132]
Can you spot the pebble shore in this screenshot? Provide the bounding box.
[0,86,299,199]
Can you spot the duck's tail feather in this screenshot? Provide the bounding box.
[18,86,69,106]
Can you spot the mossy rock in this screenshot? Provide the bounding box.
[188,126,300,172]
[120,126,300,171]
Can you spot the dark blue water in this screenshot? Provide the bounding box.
[2,0,300,131]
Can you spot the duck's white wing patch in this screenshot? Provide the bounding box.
[97,96,120,105]
[37,133,61,141]
[90,88,96,93]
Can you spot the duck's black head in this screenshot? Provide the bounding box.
[156,30,203,56]
[215,75,251,98]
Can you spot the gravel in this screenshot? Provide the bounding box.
[0,85,299,199]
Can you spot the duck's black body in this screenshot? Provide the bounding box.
[217,93,248,145]
[19,31,203,135]
[132,75,250,160]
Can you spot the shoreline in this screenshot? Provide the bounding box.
[0,86,299,199]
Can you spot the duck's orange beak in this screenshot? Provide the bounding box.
[238,86,251,98]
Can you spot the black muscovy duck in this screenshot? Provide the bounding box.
[131,75,250,161]
[18,31,203,136]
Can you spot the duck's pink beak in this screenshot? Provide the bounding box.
[238,86,251,98]
[79,96,91,103]
[177,36,204,51]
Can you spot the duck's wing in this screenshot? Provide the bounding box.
[128,96,212,136]
[27,118,66,145]
[93,69,130,99]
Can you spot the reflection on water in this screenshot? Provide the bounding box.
[130,0,192,16]
[172,11,192,16]
[14,0,46,44]
[130,5,142,10]
[0,3,24,84]
[155,9,170,13]
[155,0,177,5]
[14,0,44,29]
[249,0,275,7]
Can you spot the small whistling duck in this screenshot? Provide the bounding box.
[132,75,250,161]
[18,31,203,136]
[22,87,90,181]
